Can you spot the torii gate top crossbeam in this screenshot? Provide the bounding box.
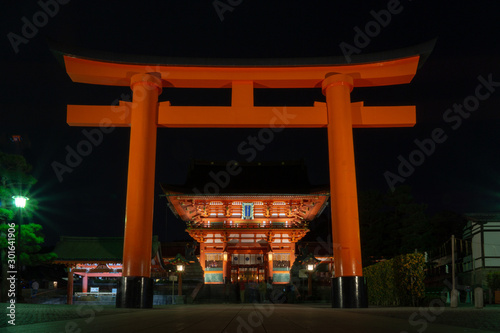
[60,42,435,128]
[63,55,419,89]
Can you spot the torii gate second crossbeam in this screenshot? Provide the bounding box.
[60,46,429,308]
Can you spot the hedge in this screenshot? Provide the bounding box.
[364,253,425,306]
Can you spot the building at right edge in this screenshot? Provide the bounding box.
[463,214,500,292]
[427,213,500,304]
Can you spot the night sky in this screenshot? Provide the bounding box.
[1,1,500,246]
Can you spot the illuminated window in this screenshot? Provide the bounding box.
[205,253,223,269]
[273,253,290,268]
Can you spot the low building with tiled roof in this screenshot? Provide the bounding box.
[53,236,165,304]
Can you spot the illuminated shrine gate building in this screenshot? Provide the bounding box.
[162,161,329,284]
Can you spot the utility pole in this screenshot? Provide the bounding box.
[452,235,455,292]
[451,234,458,308]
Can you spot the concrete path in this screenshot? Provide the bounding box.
[2,303,499,333]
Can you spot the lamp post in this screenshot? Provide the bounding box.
[303,257,317,298]
[168,254,189,302]
[176,264,185,296]
[307,264,314,297]
[13,196,28,302]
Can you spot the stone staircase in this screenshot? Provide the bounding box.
[194,284,239,303]
[183,261,204,282]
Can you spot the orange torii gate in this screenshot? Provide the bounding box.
[60,46,428,308]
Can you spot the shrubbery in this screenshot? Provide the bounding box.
[364,253,425,306]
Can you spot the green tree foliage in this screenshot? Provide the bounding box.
[359,186,431,265]
[0,223,57,265]
[359,186,466,266]
[428,210,467,249]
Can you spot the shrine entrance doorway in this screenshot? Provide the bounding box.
[229,253,267,283]
[231,265,266,283]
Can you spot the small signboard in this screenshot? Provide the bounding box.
[90,287,99,293]
[169,275,178,282]
[298,269,308,278]
[242,202,254,220]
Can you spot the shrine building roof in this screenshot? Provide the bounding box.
[161,160,329,225]
[53,236,161,263]
[161,160,328,196]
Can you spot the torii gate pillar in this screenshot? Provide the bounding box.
[116,73,162,308]
[323,74,366,308]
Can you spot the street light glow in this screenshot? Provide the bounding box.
[177,264,184,272]
[13,196,28,208]
[307,264,314,271]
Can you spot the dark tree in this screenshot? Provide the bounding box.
[359,186,432,266]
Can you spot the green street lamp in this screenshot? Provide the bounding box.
[13,196,28,208]
[12,195,28,301]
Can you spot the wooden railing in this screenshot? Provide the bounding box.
[192,222,301,229]
[74,292,116,297]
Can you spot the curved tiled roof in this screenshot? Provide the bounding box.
[161,160,328,195]
[53,236,160,262]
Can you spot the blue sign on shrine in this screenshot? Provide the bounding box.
[242,203,254,220]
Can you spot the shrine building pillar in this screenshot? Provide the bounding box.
[67,267,73,305]
[116,73,162,308]
[268,252,274,282]
[222,254,228,283]
[222,243,228,283]
[199,243,206,271]
[322,74,367,308]
[82,274,88,293]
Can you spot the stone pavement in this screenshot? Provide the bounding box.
[1,303,499,333]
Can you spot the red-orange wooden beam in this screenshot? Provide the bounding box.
[63,55,419,88]
[67,102,415,128]
[67,103,131,127]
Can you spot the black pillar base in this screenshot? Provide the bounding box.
[116,276,154,308]
[331,276,368,308]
